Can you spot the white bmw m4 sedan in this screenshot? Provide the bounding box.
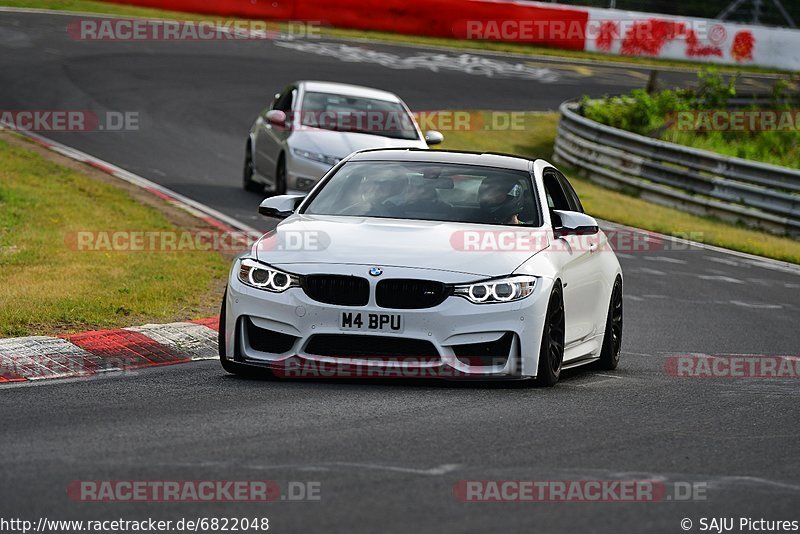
[220,149,623,386]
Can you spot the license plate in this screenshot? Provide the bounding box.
[340,311,403,332]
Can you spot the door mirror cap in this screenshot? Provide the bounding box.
[265,109,288,128]
[258,194,305,218]
[424,130,444,146]
[552,209,599,238]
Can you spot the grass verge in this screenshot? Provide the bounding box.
[0,132,229,337]
[0,0,789,75]
[582,71,800,169]
[438,111,800,264]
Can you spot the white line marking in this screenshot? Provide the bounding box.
[731,300,783,310]
[643,256,687,265]
[638,267,666,276]
[707,256,741,267]
[730,300,783,309]
[698,275,745,284]
[601,220,800,274]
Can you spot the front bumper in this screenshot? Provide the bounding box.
[223,263,553,379]
[284,152,333,194]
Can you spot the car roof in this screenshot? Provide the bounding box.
[348,148,534,172]
[299,81,402,103]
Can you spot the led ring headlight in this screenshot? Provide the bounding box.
[238,258,299,293]
[454,275,536,304]
[468,284,491,303]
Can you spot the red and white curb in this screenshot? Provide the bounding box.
[0,318,219,384]
[1,104,251,386]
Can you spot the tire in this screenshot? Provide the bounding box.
[534,282,565,387]
[243,145,261,193]
[597,276,623,370]
[273,155,287,196]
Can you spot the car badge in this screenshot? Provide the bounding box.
[369,267,383,277]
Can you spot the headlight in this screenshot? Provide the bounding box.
[292,148,341,166]
[453,275,536,304]
[237,258,300,292]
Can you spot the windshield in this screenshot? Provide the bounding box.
[302,161,541,227]
[298,92,420,141]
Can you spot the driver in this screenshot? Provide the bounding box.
[341,171,405,217]
[478,176,526,225]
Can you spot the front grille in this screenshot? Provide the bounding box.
[452,332,514,367]
[376,279,450,309]
[305,334,439,361]
[302,275,369,306]
[245,318,298,354]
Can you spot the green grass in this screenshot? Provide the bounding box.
[0,0,789,75]
[582,78,800,169]
[438,111,800,264]
[661,128,800,169]
[0,137,228,337]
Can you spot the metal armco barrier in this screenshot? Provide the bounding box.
[554,100,800,237]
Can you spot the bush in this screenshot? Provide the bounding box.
[580,69,799,169]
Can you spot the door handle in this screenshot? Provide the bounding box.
[589,242,598,253]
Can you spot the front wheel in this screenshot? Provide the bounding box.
[243,146,261,193]
[272,155,287,196]
[597,277,623,370]
[534,282,565,387]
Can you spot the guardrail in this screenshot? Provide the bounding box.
[553,100,800,238]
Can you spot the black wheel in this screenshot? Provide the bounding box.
[273,154,287,196]
[598,276,623,370]
[243,145,261,193]
[534,282,565,387]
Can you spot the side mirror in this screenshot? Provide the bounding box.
[265,109,288,128]
[552,210,599,238]
[424,130,444,146]
[258,194,305,218]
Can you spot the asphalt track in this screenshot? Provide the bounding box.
[1,10,799,534]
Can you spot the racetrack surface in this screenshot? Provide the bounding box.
[1,10,799,534]
[0,10,782,228]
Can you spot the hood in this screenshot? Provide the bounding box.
[254,215,550,278]
[289,128,427,158]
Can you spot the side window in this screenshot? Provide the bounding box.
[542,171,571,211]
[556,171,584,213]
[272,86,295,112]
